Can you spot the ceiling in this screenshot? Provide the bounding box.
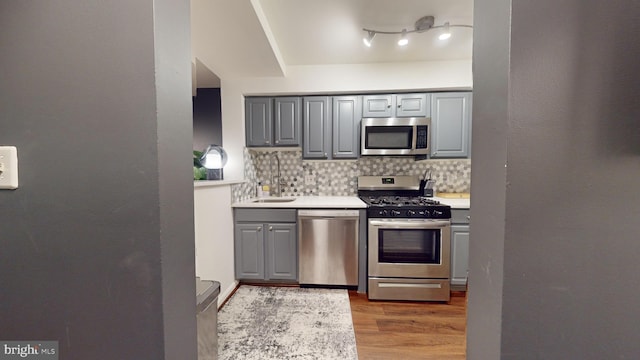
[191,0,474,87]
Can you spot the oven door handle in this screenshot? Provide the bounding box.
[369,220,450,229]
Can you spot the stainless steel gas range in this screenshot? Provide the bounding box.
[358,175,452,302]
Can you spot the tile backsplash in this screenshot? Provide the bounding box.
[231,148,470,202]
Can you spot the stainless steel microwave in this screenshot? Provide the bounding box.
[361,117,430,156]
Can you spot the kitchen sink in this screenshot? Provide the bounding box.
[251,198,296,203]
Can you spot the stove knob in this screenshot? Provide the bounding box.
[433,210,443,217]
[422,209,431,217]
[380,210,388,217]
[407,210,416,216]
[391,210,401,217]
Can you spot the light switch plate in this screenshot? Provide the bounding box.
[0,146,18,189]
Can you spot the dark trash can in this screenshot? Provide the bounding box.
[196,278,221,360]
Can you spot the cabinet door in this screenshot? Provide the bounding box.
[303,96,332,159]
[431,92,472,158]
[332,96,362,159]
[396,93,429,117]
[450,224,470,287]
[245,98,273,147]
[362,95,395,117]
[274,97,302,146]
[265,223,297,280]
[234,223,265,279]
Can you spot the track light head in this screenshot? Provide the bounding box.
[438,22,451,40]
[363,31,376,47]
[397,29,408,46]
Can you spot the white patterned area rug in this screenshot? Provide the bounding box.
[217,285,358,360]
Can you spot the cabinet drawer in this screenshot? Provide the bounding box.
[234,208,297,223]
[451,209,470,224]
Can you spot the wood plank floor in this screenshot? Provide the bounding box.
[348,291,467,360]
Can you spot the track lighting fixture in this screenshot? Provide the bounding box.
[362,15,472,47]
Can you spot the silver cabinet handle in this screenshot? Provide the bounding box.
[275,140,279,144]
[324,153,327,157]
[269,226,273,231]
[257,227,262,231]
[387,104,391,108]
[265,141,270,144]
[467,216,471,220]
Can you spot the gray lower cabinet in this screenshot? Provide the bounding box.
[431,92,472,158]
[234,209,297,281]
[450,209,470,289]
[245,97,301,147]
[302,95,361,159]
[265,223,297,280]
[362,93,429,118]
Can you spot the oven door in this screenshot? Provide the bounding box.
[368,219,451,279]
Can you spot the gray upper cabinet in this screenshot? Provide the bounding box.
[302,96,332,159]
[274,97,302,146]
[430,92,472,158]
[362,93,429,118]
[245,97,272,147]
[396,93,430,117]
[362,95,394,117]
[245,97,301,147]
[332,96,362,159]
[303,96,361,159]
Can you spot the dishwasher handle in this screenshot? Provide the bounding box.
[298,209,360,218]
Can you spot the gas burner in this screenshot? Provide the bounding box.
[358,175,451,219]
[362,196,441,207]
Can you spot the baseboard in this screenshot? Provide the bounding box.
[217,280,239,310]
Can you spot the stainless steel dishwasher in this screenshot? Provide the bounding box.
[298,209,359,286]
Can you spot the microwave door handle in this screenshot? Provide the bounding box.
[369,220,450,228]
[412,126,418,151]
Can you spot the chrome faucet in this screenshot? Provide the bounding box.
[269,152,282,197]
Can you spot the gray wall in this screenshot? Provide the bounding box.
[469,0,640,359]
[466,0,510,357]
[193,88,223,151]
[0,1,196,359]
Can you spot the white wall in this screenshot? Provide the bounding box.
[194,184,238,307]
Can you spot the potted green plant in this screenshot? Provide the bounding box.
[193,150,207,180]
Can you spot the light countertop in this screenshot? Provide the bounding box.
[232,195,468,209]
[232,196,367,209]
[432,196,470,209]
